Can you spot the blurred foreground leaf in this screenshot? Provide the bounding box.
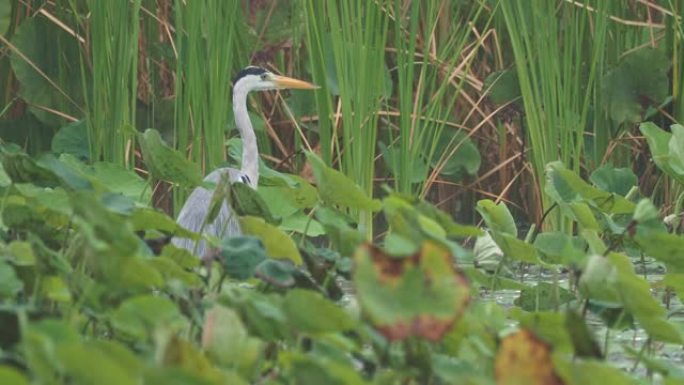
[353,241,469,341]
[494,329,564,385]
[239,216,303,265]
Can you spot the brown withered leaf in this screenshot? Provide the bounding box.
[495,329,564,385]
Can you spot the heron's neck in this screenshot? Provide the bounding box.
[232,86,259,188]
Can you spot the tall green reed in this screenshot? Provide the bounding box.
[304,0,389,238]
[172,1,246,211]
[87,0,142,166]
[500,0,610,230]
[668,0,684,123]
[390,1,488,198]
[173,0,245,172]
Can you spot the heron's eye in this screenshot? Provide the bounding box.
[260,74,268,81]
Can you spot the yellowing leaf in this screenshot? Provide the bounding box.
[495,329,564,385]
[353,241,469,341]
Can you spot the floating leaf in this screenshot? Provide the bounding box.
[353,241,470,342]
[239,216,303,265]
[283,289,356,334]
[494,329,564,385]
[139,129,203,187]
[305,152,381,211]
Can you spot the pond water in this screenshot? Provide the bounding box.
[485,272,684,379]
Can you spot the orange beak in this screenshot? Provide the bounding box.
[272,75,319,90]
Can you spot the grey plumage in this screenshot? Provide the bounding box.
[171,167,243,260]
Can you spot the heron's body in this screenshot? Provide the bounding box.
[171,167,241,259]
[171,66,317,259]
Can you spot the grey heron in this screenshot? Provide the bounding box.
[171,66,318,259]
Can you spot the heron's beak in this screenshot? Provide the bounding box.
[273,75,319,90]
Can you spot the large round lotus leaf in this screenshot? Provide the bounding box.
[353,241,469,342]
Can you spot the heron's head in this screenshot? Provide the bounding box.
[233,66,318,93]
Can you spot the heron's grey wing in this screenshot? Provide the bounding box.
[171,167,243,259]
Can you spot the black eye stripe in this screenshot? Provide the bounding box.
[240,175,251,184]
[233,66,267,84]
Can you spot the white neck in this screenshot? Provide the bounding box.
[232,83,259,188]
